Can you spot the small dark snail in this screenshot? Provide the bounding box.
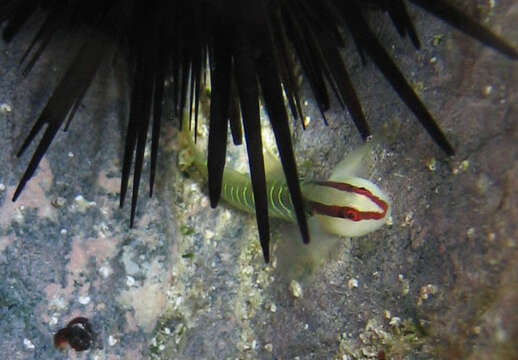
[54,317,96,352]
[2,1,517,262]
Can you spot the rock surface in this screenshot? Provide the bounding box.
[1,2,517,359]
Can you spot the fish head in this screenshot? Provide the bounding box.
[305,177,390,237]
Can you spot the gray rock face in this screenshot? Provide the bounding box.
[1,1,517,359]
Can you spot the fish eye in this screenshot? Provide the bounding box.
[345,209,359,221]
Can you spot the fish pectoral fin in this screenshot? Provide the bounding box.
[263,148,286,180]
[329,138,378,180]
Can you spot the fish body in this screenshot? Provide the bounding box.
[182,130,390,238]
[221,171,295,222]
[186,141,297,221]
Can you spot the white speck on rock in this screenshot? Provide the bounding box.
[222,209,232,221]
[73,195,97,212]
[289,280,303,298]
[96,222,111,238]
[389,317,401,327]
[384,310,391,319]
[418,284,438,305]
[14,206,25,223]
[0,103,12,113]
[78,296,91,305]
[175,296,183,308]
[126,276,136,287]
[99,265,112,278]
[108,335,118,346]
[348,278,359,289]
[402,211,414,227]
[242,265,254,275]
[269,303,277,313]
[0,183,5,192]
[23,338,35,350]
[426,157,436,171]
[49,315,59,326]
[398,274,410,296]
[204,229,215,240]
[452,160,470,175]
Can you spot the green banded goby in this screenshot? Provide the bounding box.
[180,130,390,238]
